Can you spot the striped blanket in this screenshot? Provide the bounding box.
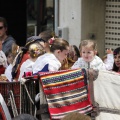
[39,68,93,119]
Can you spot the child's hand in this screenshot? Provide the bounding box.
[106,48,113,54]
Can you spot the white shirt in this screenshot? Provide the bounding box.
[104,54,114,70]
[18,59,35,81]
[71,55,106,70]
[33,53,61,74]
[0,50,8,68]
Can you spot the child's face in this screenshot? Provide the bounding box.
[56,47,69,63]
[81,46,96,62]
[7,53,14,64]
[114,53,120,68]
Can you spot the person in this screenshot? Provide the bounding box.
[5,43,19,81]
[32,38,69,120]
[61,112,91,120]
[39,30,56,53]
[33,38,69,74]
[0,40,8,74]
[5,50,14,65]
[11,36,45,81]
[71,39,106,70]
[69,45,80,61]
[18,42,45,81]
[0,17,16,54]
[12,113,38,120]
[112,47,120,73]
[61,45,80,70]
[102,48,114,70]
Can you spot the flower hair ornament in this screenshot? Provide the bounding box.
[29,43,45,58]
[49,37,55,47]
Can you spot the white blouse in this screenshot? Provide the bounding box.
[33,53,61,74]
[71,55,106,70]
[18,59,35,81]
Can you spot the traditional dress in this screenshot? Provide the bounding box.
[18,59,35,81]
[33,53,61,74]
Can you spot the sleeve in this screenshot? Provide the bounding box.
[91,56,106,70]
[104,54,114,70]
[48,62,60,71]
[32,58,42,74]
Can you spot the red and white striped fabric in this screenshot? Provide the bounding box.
[39,68,93,119]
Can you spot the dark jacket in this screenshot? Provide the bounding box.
[2,35,16,54]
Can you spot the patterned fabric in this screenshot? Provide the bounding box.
[39,68,93,119]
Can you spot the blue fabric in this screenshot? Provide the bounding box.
[33,64,49,75]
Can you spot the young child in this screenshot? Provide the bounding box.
[4,43,19,81]
[18,42,45,81]
[0,41,8,74]
[71,40,106,70]
[33,38,69,74]
[112,47,120,73]
[11,36,45,81]
[5,50,14,65]
[61,45,80,70]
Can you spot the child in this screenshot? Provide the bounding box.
[18,42,45,81]
[4,43,19,81]
[33,38,69,74]
[11,36,45,81]
[112,47,120,73]
[5,50,14,65]
[32,38,69,120]
[0,41,8,74]
[61,45,80,70]
[71,40,106,70]
[69,45,80,61]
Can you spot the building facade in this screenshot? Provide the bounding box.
[0,0,120,57]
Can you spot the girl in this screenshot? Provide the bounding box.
[5,43,19,81]
[112,47,120,73]
[32,38,69,120]
[71,39,113,70]
[61,45,80,70]
[11,36,45,81]
[18,42,45,81]
[33,38,69,74]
